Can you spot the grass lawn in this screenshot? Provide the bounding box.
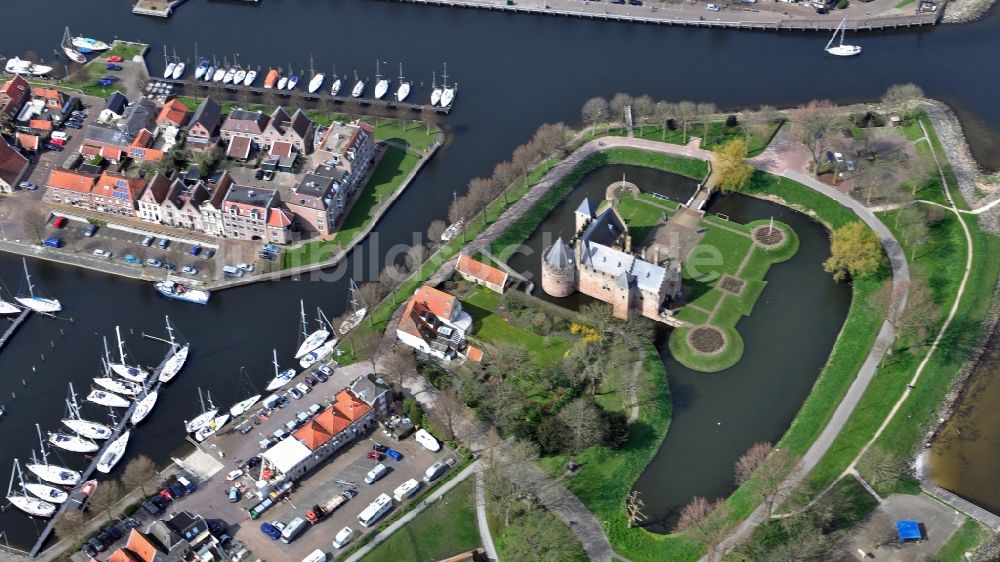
[462,285,571,367]
[359,478,479,562]
[104,42,146,60]
[59,62,126,98]
[282,146,420,268]
[934,518,991,561]
[305,111,442,152]
[487,503,588,562]
[607,118,782,157]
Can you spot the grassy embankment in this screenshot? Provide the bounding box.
[605,118,782,157]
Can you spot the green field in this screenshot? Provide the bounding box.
[934,518,991,561]
[359,478,480,562]
[462,286,571,367]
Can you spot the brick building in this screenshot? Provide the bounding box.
[185,97,221,151]
[91,172,146,218]
[0,74,30,120]
[43,169,98,207]
[137,173,171,223]
[222,184,292,243]
[395,285,482,362]
[0,135,29,193]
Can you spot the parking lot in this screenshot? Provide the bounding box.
[21,95,104,196]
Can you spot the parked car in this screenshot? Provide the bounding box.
[18,181,37,190]
[52,216,67,229]
[99,75,119,83]
[84,224,98,237]
[43,237,63,248]
[124,254,142,265]
[106,55,124,62]
[92,249,112,259]
[245,456,261,469]
[180,266,199,276]
[190,245,202,256]
[707,3,720,10]
[167,482,186,499]
[303,374,317,387]
[141,499,162,516]
[64,121,82,129]
[332,527,354,549]
[158,238,170,249]
[162,263,176,271]
[49,137,66,146]
[258,250,275,260]
[846,160,855,172]
[312,369,328,383]
[96,79,114,87]
[226,469,244,481]
[385,448,403,462]
[287,386,304,400]
[106,63,123,71]
[85,538,106,555]
[255,169,265,180]
[141,235,155,246]
[367,450,384,462]
[365,463,388,484]
[816,6,829,13]
[295,382,311,395]
[228,487,240,502]
[177,476,196,493]
[259,523,282,540]
[263,243,281,254]
[102,525,122,541]
[423,461,448,483]
[159,488,173,502]
[201,248,216,259]
[318,365,334,377]
[833,151,845,164]
[44,142,64,151]
[237,262,255,273]
[629,0,643,4]
[145,258,162,267]
[262,170,274,181]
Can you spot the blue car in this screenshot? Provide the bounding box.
[105,63,123,71]
[99,75,119,83]
[189,245,202,256]
[96,79,113,87]
[259,523,281,540]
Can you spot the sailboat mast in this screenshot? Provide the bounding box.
[35,424,47,464]
[300,300,308,338]
[22,258,35,298]
[115,326,127,364]
[165,315,176,347]
[273,349,280,376]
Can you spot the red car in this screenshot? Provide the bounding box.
[49,138,65,146]
[52,216,67,229]
[159,488,173,502]
[367,451,383,461]
[106,55,124,63]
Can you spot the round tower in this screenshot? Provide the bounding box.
[541,237,576,298]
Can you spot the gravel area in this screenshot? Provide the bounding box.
[943,0,998,22]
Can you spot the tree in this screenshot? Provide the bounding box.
[655,101,677,140]
[533,123,570,167]
[122,455,157,497]
[448,195,478,241]
[609,93,634,126]
[481,341,535,384]
[712,139,754,191]
[426,219,447,244]
[853,159,893,205]
[734,441,773,486]
[503,511,581,562]
[493,160,518,205]
[23,206,49,242]
[484,468,528,526]
[696,102,718,141]
[351,329,382,374]
[632,95,655,134]
[675,101,697,143]
[896,206,929,261]
[357,281,384,310]
[734,442,796,518]
[581,97,608,135]
[403,243,429,273]
[580,302,614,335]
[89,479,123,523]
[881,83,925,117]
[896,279,938,348]
[857,445,909,492]
[557,398,605,457]
[675,497,734,560]
[823,221,884,282]
[512,141,542,185]
[432,387,465,441]
[744,105,779,153]
[382,347,416,390]
[625,490,647,528]
[53,510,86,543]
[790,100,839,175]
[378,264,406,304]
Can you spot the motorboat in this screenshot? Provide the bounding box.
[352,79,365,98]
[93,377,141,396]
[339,308,367,336]
[265,349,296,391]
[96,430,130,474]
[63,47,87,64]
[440,219,464,242]
[8,494,55,518]
[223,67,236,84]
[264,68,279,88]
[172,61,185,80]
[234,68,247,85]
[194,413,229,442]
[72,37,109,51]
[825,18,862,57]
[287,74,299,91]
[48,432,99,454]
[0,299,19,314]
[155,280,210,305]
[244,70,257,86]
[184,388,219,434]
[229,394,261,417]
[16,258,61,313]
[374,79,390,100]
[331,78,342,96]
[25,483,68,504]
[130,390,158,425]
[5,57,54,76]
[79,480,98,498]
[108,326,149,383]
[163,61,176,80]
[299,339,337,369]
[308,73,325,94]
[194,59,210,80]
[277,76,288,90]
[86,389,130,409]
[159,344,189,383]
[212,66,226,82]
[295,301,331,358]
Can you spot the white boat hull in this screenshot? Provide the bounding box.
[72,37,109,51]
[194,414,230,442]
[277,77,288,90]
[62,418,112,440]
[163,63,175,79]
[244,71,257,86]
[96,431,130,474]
[109,363,148,383]
[5,58,54,76]
[185,409,219,434]
[223,69,236,84]
[24,483,68,504]
[93,377,140,396]
[15,297,61,314]
[431,88,442,106]
[265,369,296,392]
[331,79,342,96]
[308,74,325,94]
[396,83,411,103]
[441,88,455,107]
[295,329,330,359]
[0,300,19,314]
[86,389,130,408]
[172,62,185,80]
[49,432,98,453]
[8,495,55,517]
[26,464,81,486]
[194,62,208,80]
[131,391,159,425]
[287,77,299,91]
[159,344,189,383]
[229,394,261,417]
[213,68,226,82]
[63,47,86,64]
[299,339,337,369]
[352,81,365,98]
[374,80,389,100]
[339,308,367,336]
[826,45,862,56]
[234,69,247,84]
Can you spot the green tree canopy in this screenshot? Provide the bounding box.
[712,139,754,191]
[823,221,884,282]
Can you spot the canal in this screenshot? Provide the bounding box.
[1,0,1000,549]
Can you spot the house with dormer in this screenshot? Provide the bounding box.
[137,173,171,223]
[91,172,146,218]
[221,184,293,243]
[199,171,233,237]
[262,107,315,155]
[185,97,221,151]
[395,285,482,362]
[219,108,269,159]
[81,97,164,163]
[161,177,210,231]
[43,169,98,208]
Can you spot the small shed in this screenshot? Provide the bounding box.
[895,520,922,542]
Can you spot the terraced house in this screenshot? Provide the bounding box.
[81,97,165,163]
[222,184,293,243]
[90,172,146,218]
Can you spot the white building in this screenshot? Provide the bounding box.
[395,285,482,363]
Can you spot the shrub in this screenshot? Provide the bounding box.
[836,0,849,7]
[725,114,739,128]
[602,409,631,449]
[535,416,567,454]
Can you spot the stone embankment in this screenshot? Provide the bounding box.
[943,0,997,22]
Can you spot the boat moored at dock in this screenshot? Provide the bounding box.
[86,389,130,409]
[300,339,337,369]
[155,280,210,305]
[47,432,99,454]
[5,57,53,76]
[16,259,61,314]
[96,430,130,474]
[24,483,68,504]
[72,36,109,51]
[130,390,159,425]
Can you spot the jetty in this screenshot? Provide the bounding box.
[0,308,31,352]
[132,0,188,17]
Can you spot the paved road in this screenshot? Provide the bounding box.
[475,468,501,561]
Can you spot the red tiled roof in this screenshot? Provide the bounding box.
[131,128,154,148]
[93,172,146,201]
[314,406,351,436]
[270,140,292,158]
[29,119,51,130]
[32,87,62,101]
[293,421,333,450]
[46,169,95,193]
[355,120,374,134]
[267,208,292,228]
[124,529,162,562]
[101,146,123,160]
[156,98,188,127]
[227,136,251,159]
[334,390,371,422]
[0,136,29,184]
[80,144,100,156]
[456,255,508,289]
[412,285,457,320]
[15,133,38,151]
[466,346,484,362]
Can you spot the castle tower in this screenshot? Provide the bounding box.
[574,198,593,236]
[541,237,576,298]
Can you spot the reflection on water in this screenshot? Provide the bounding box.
[928,327,1000,515]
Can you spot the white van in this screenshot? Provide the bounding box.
[301,549,327,562]
[357,494,393,528]
[223,265,244,278]
[365,463,388,484]
[280,516,307,544]
[393,479,420,502]
[51,131,68,141]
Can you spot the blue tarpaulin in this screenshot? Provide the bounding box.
[896,520,921,541]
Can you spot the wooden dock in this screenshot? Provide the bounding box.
[27,344,178,558]
[0,308,31,352]
[132,0,188,17]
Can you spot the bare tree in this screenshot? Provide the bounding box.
[420,104,439,135]
[632,95,655,135]
[484,468,528,526]
[744,105,779,154]
[378,264,406,305]
[427,219,447,244]
[52,510,86,543]
[382,347,416,390]
[512,141,542,185]
[881,83,925,117]
[625,490,647,528]
[24,206,49,242]
[122,455,157,497]
[676,497,734,560]
[403,243,429,273]
[857,445,909,492]
[351,329,382,374]
[89,479,123,523]
[580,301,614,335]
[557,398,605,458]
[734,443,795,518]
[533,123,570,166]
[735,441,773,486]
[896,279,938,348]
[369,103,389,128]
[581,97,608,135]
[448,194,478,224]
[609,93,634,127]
[357,281,384,310]
[696,102,718,141]
[655,101,677,140]
[790,100,839,175]
[492,160,518,204]
[483,426,503,469]
[675,100,697,144]
[432,387,465,441]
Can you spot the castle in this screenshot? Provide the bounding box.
[541,195,703,324]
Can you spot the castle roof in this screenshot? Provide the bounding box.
[545,237,573,269]
[574,198,593,219]
[582,241,667,294]
[580,206,627,248]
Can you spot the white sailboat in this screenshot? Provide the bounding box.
[184,388,219,434]
[339,279,368,336]
[825,18,862,57]
[0,296,19,314]
[352,70,365,98]
[86,388,130,409]
[93,374,141,397]
[16,258,61,313]
[265,349,296,391]
[234,67,247,85]
[48,431,99,454]
[26,426,81,486]
[223,67,236,85]
[277,75,288,90]
[8,460,56,518]
[395,63,410,103]
[244,69,257,86]
[331,77,342,96]
[63,46,87,64]
[109,327,149,383]
[430,72,442,107]
[96,430,130,474]
[163,47,176,80]
[374,60,389,100]
[158,316,189,383]
[229,394,261,417]
[194,413,229,442]
[308,73,325,94]
[440,63,455,107]
[61,384,113,440]
[295,301,331,358]
[25,482,68,504]
[194,59,209,80]
[212,58,226,82]
[130,388,158,425]
[300,339,338,369]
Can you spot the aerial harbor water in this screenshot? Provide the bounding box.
[2,0,1000,550]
